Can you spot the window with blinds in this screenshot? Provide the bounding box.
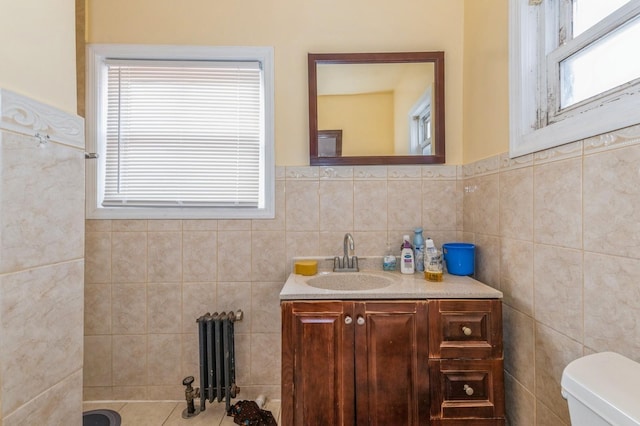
[105,60,262,207]
[86,45,274,219]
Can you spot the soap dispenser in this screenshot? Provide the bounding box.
[400,235,415,274]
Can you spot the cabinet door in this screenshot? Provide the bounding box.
[354,301,429,426]
[281,301,355,426]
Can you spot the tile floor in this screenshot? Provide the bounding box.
[83,399,281,426]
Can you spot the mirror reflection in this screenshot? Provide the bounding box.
[317,62,435,156]
[309,52,445,166]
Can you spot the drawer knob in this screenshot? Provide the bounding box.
[357,316,365,326]
[464,384,474,396]
[345,316,353,325]
[462,326,472,336]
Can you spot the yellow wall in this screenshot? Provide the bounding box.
[462,0,509,163]
[318,92,394,156]
[86,0,465,165]
[0,0,510,164]
[0,0,77,114]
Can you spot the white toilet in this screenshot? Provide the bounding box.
[561,352,640,426]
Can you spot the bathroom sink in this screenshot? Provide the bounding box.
[306,273,394,291]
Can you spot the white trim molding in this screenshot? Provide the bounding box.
[0,88,84,149]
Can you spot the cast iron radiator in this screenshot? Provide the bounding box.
[196,310,242,413]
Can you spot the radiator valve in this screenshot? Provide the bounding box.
[182,376,201,418]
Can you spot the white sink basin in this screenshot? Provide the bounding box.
[306,273,394,291]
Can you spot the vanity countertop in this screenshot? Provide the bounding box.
[279,270,503,300]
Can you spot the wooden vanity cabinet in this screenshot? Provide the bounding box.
[281,300,429,426]
[281,298,505,426]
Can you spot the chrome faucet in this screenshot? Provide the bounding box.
[333,233,359,272]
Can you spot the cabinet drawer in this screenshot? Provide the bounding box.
[429,299,502,359]
[429,359,505,420]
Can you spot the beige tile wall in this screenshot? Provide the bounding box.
[83,164,462,401]
[84,123,640,425]
[463,124,640,426]
[0,91,85,425]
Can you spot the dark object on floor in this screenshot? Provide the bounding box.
[229,400,277,426]
[82,409,122,426]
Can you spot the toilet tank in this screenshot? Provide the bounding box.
[561,352,640,426]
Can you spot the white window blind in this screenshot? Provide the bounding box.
[103,60,264,208]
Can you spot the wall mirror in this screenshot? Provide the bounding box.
[309,51,445,166]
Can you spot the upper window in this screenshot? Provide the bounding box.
[86,45,274,219]
[509,0,640,157]
[409,88,433,155]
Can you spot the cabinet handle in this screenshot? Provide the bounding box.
[345,316,353,325]
[462,326,472,336]
[464,384,474,396]
[357,316,365,326]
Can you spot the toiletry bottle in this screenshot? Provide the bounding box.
[383,244,397,271]
[413,228,425,272]
[400,235,415,274]
[425,237,437,256]
[424,237,443,281]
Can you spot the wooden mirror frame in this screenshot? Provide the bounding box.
[309,51,445,166]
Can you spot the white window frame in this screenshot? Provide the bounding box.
[85,44,275,219]
[409,87,433,155]
[509,0,640,158]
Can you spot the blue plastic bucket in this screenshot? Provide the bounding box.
[442,243,475,276]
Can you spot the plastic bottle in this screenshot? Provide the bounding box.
[400,235,415,274]
[424,237,443,281]
[383,244,397,271]
[425,237,437,256]
[413,228,425,272]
